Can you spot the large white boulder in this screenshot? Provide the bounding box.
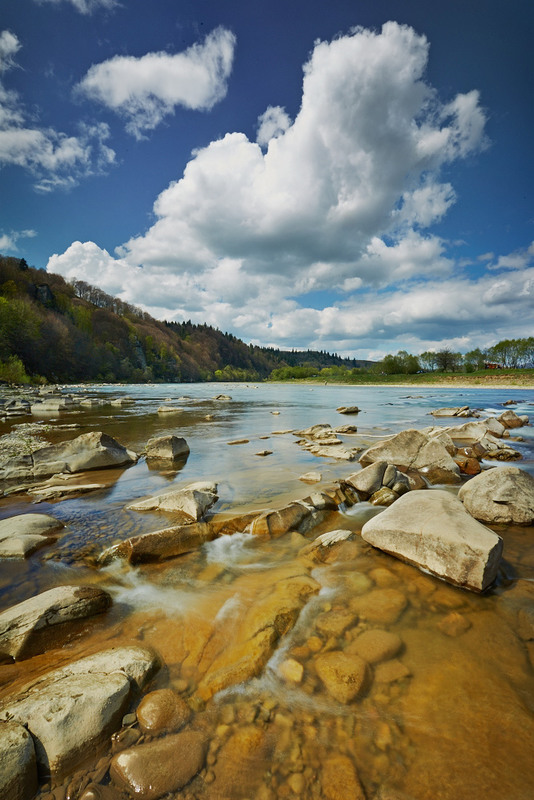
[458,466,534,525]
[361,490,503,592]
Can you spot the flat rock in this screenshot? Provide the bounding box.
[0,720,38,800]
[337,406,360,414]
[22,645,160,692]
[28,483,105,501]
[110,730,207,800]
[361,490,503,592]
[308,444,358,460]
[197,573,320,701]
[0,513,64,539]
[334,424,358,434]
[0,512,63,558]
[0,432,138,481]
[128,481,218,521]
[458,465,534,525]
[0,585,112,660]
[430,406,473,417]
[0,673,131,778]
[99,521,217,564]
[359,429,461,484]
[446,418,506,442]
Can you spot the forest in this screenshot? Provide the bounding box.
[0,255,363,384]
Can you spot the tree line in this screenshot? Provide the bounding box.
[380,341,534,375]
[0,255,360,384]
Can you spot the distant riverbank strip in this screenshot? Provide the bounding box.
[268,371,534,389]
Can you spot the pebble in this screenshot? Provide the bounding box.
[136,688,191,734]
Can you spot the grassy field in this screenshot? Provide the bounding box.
[270,368,534,388]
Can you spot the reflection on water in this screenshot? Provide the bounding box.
[0,383,534,799]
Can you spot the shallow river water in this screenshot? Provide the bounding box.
[1,383,534,800]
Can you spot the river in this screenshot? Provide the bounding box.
[1,383,533,800]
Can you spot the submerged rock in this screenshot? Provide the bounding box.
[346,629,402,664]
[458,465,534,525]
[0,431,138,481]
[361,490,503,592]
[314,650,368,703]
[0,585,111,661]
[321,754,366,800]
[196,572,320,700]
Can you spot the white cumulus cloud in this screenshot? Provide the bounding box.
[0,31,115,191]
[0,228,36,253]
[49,22,498,355]
[35,0,119,14]
[76,27,236,138]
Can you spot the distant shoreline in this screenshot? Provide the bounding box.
[267,378,534,390]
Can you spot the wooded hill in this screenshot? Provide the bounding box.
[0,255,370,384]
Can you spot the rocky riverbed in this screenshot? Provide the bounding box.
[0,384,533,800]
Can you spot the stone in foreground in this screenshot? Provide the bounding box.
[458,465,534,525]
[0,585,112,660]
[0,646,160,779]
[0,721,38,800]
[0,674,130,777]
[110,730,207,800]
[361,490,503,592]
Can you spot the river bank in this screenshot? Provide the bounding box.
[0,384,533,800]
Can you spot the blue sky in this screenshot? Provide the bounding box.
[1,0,533,359]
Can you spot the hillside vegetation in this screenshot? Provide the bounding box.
[0,256,367,384]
